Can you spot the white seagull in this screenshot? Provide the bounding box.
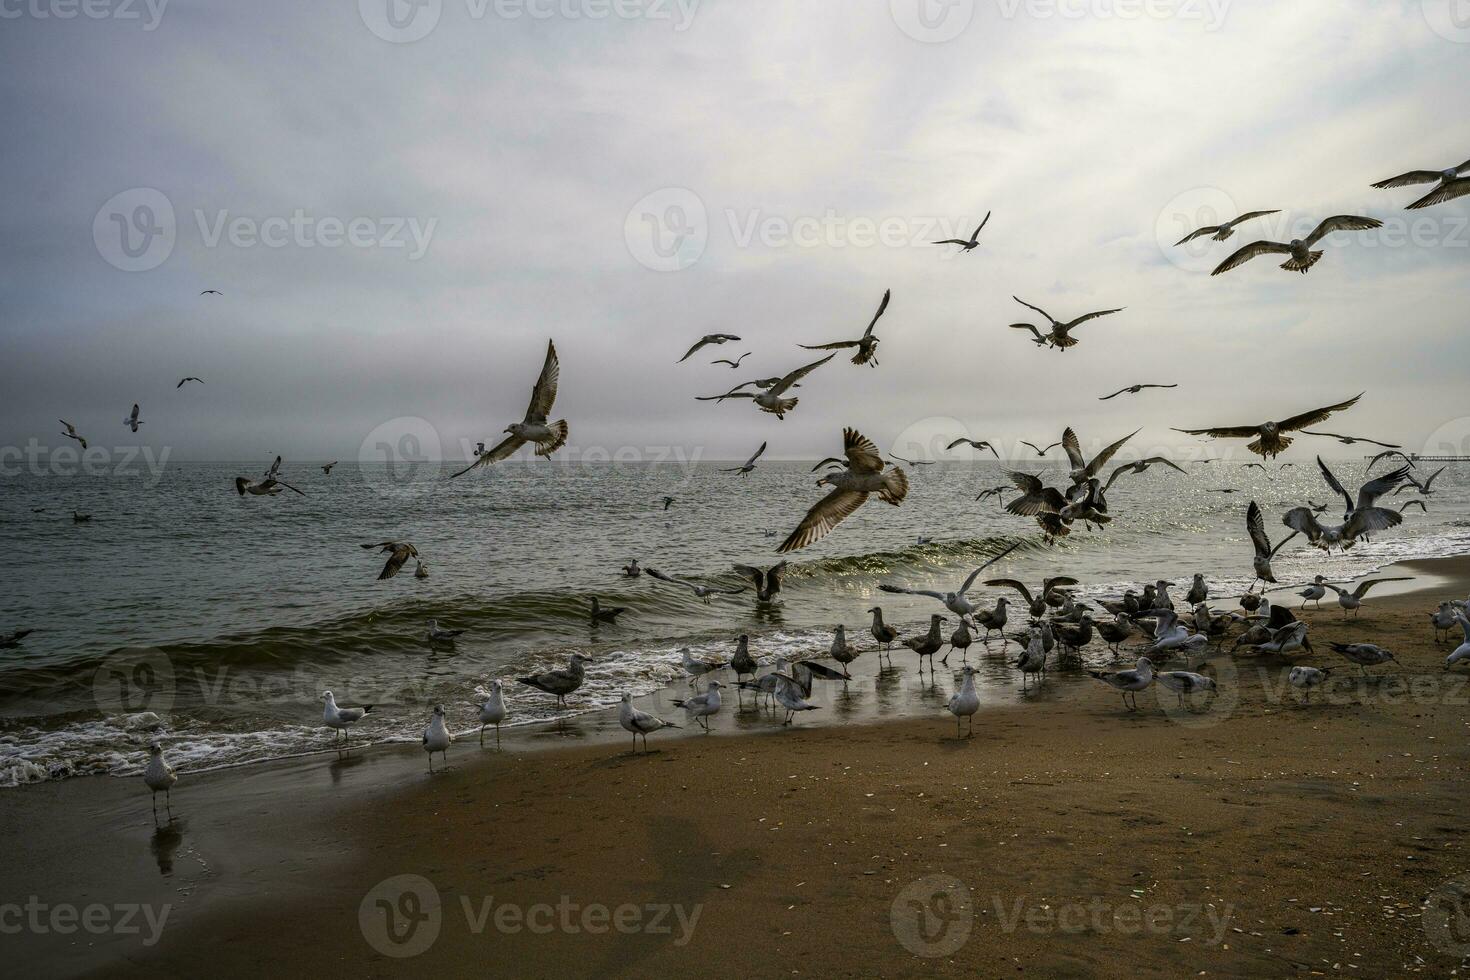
[143,742,177,814]
[477,681,507,746]
[451,339,567,476]
[1372,157,1470,210]
[672,680,723,731]
[878,542,1020,621]
[423,705,452,771]
[1088,657,1155,711]
[619,693,680,752]
[322,691,374,746]
[779,428,908,552]
[123,403,143,433]
[946,665,980,738]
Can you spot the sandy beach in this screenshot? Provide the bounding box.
[2,557,1467,977]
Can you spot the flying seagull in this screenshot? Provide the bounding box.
[235,455,306,497]
[1021,440,1062,457]
[362,540,419,580]
[720,441,767,475]
[946,438,999,458]
[123,403,143,433]
[932,213,990,252]
[678,334,741,363]
[1175,210,1281,245]
[778,428,908,553]
[696,353,834,419]
[321,461,338,474]
[646,568,747,603]
[450,339,567,476]
[176,377,204,388]
[1101,456,1187,492]
[1371,157,1470,210]
[1211,215,1382,275]
[199,289,222,295]
[59,419,87,450]
[1246,500,1298,590]
[889,454,935,467]
[711,352,751,368]
[733,562,787,603]
[1172,393,1362,459]
[1284,457,1410,551]
[1062,426,1139,488]
[1009,296,1123,351]
[798,288,891,366]
[985,574,1079,618]
[879,542,1021,621]
[1300,431,1401,450]
[1099,383,1177,401]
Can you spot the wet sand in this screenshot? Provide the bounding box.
[8,558,1470,977]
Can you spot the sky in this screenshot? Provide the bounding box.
[1,0,1468,466]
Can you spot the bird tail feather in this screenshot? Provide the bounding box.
[537,420,569,457]
[1281,250,1323,273]
[880,467,909,505]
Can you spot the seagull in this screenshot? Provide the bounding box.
[199,289,222,295]
[1301,431,1401,450]
[139,742,179,816]
[1429,602,1460,644]
[72,511,92,523]
[778,428,908,552]
[1088,657,1154,711]
[1371,157,1470,209]
[321,691,373,746]
[1099,383,1178,400]
[733,562,787,603]
[423,705,452,772]
[1155,670,1216,708]
[1246,500,1299,591]
[362,540,419,580]
[720,441,767,475]
[1185,573,1208,606]
[1251,622,1315,657]
[946,665,980,737]
[1175,210,1281,244]
[678,334,741,363]
[0,629,33,648]
[1368,450,1417,471]
[1298,576,1330,609]
[321,461,338,474]
[1284,458,1411,550]
[770,673,820,725]
[516,653,590,706]
[1013,630,1048,689]
[711,352,751,368]
[829,625,858,673]
[1061,427,1139,488]
[1445,612,1470,669]
[236,455,306,497]
[1020,441,1062,457]
[946,438,1000,458]
[621,559,642,578]
[943,618,975,665]
[903,614,947,672]
[477,681,507,746]
[123,403,143,432]
[426,619,463,643]
[662,496,675,510]
[1211,215,1383,275]
[1096,614,1136,654]
[889,454,936,467]
[868,607,900,664]
[932,212,990,252]
[1329,641,1398,675]
[798,288,891,366]
[414,561,429,580]
[1323,578,1412,618]
[1403,467,1446,496]
[619,693,680,752]
[58,419,87,450]
[589,596,627,624]
[647,568,747,603]
[974,485,1010,502]
[879,542,1021,620]
[1141,610,1208,657]
[729,634,759,681]
[985,574,1081,618]
[973,597,1012,647]
[696,353,834,419]
[680,648,728,683]
[451,340,567,475]
[176,377,204,388]
[1009,296,1123,350]
[672,680,722,731]
[1288,665,1332,702]
[1173,393,1363,459]
[1101,457,1187,492]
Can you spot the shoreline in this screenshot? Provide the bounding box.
[7,556,1470,976]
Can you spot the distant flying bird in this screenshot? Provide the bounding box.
[362,540,419,580]
[176,377,204,388]
[879,542,1020,621]
[889,454,935,467]
[932,212,990,252]
[321,461,338,474]
[696,353,834,419]
[720,441,767,476]
[1174,210,1281,245]
[1246,500,1298,589]
[778,428,908,553]
[799,288,891,366]
[1402,466,1446,495]
[1284,458,1411,551]
[1173,393,1362,459]
[235,455,306,497]
[1099,383,1177,401]
[59,419,87,450]
[1371,157,1470,209]
[711,352,751,368]
[1021,440,1062,457]
[678,334,741,363]
[946,438,999,458]
[123,403,143,432]
[1101,456,1187,492]
[1301,431,1401,450]
[450,340,567,476]
[1366,449,1415,471]
[1211,215,1382,275]
[199,289,222,295]
[1009,296,1123,351]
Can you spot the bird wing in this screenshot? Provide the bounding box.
[1246,500,1272,558]
[678,337,712,362]
[1099,387,1130,400]
[646,567,698,591]
[1174,226,1219,246]
[1356,464,1410,509]
[732,564,765,590]
[1409,178,1470,210]
[879,584,946,600]
[1145,457,1187,474]
[449,434,523,476]
[777,488,868,553]
[1083,429,1140,479]
[1304,215,1381,247]
[523,340,560,423]
[1061,427,1084,471]
[745,441,768,467]
[1371,169,1444,189]
[862,288,891,339]
[1315,456,1355,512]
[1269,529,1299,559]
[1012,296,1052,322]
[799,340,861,350]
[772,353,835,394]
[1344,507,1403,539]
[945,438,972,450]
[1065,308,1123,330]
[932,239,970,246]
[1282,507,1326,540]
[810,456,844,472]
[1278,393,1362,433]
[1173,424,1262,439]
[1009,323,1046,342]
[983,579,1035,607]
[1353,577,1412,599]
[767,561,787,592]
[971,212,991,240]
[1230,210,1280,225]
[1210,240,1292,276]
[379,544,416,579]
[959,542,1021,593]
[843,428,885,475]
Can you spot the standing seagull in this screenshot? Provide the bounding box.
[450,340,567,476]
[1099,383,1177,401]
[946,665,980,738]
[143,743,177,815]
[672,680,722,731]
[1372,157,1470,210]
[176,377,204,388]
[1322,578,1412,618]
[1088,657,1155,711]
[903,614,947,672]
[779,428,908,552]
[619,693,679,752]
[1211,215,1382,275]
[321,691,374,746]
[516,653,590,706]
[799,288,892,366]
[678,334,741,362]
[868,607,900,664]
[423,706,452,771]
[1173,393,1362,459]
[879,542,1021,621]
[477,681,507,746]
[1246,501,1298,591]
[1009,296,1123,350]
[123,403,143,433]
[932,213,990,252]
[696,353,835,419]
[1175,210,1281,244]
[59,419,87,450]
[1284,458,1411,551]
[733,562,787,603]
[721,441,767,475]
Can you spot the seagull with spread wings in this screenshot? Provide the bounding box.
[451,340,567,477]
[733,562,787,603]
[777,428,908,553]
[932,213,990,252]
[879,542,1021,621]
[799,288,891,366]
[646,568,747,604]
[678,334,741,362]
[1101,457,1187,492]
[235,455,306,497]
[1175,210,1281,245]
[1061,426,1139,488]
[720,441,767,476]
[1009,296,1123,351]
[1172,392,1362,459]
[711,352,751,368]
[123,403,143,433]
[1283,457,1410,551]
[1211,215,1382,275]
[695,353,834,419]
[1099,383,1177,401]
[361,540,419,580]
[176,377,204,388]
[59,419,87,450]
[985,573,1080,618]
[1245,500,1298,590]
[1020,440,1062,457]
[1372,156,1470,210]
[1300,430,1401,450]
[946,437,1000,458]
